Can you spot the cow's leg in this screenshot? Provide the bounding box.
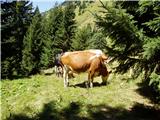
[63,65,69,87]
[57,67,59,77]
[88,71,94,88]
[85,77,89,88]
[90,76,94,88]
[59,66,63,78]
[101,75,109,85]
[55,66,57,76]
[90,79,93,88]
[61,68,63,78]
[86,72,90,88]
[58,67,61,77]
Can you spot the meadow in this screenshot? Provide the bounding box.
[2,1,160,120]
[1,70,159,120]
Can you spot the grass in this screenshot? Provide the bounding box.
[1,72,160,120]
[75,1,103,28]
[74,1,113,29]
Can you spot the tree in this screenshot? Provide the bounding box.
[40,2,76,68]
[71,24,93,51]
[40,4,63,68]
[96,1,159,73]
[87,31,107,50]
[1,1,33,78]
[62,2,76,51]
[96,0,160,102]
[52,7,65,50]
[21,7,42,75]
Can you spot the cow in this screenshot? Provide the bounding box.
[60,49,111,88]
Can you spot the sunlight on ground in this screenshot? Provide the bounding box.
[1,72,159,120]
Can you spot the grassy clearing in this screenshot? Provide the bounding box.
[1,72,160,120]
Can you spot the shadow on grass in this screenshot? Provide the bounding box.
[1,75,31,81]
[88,102,160,120]
[44,73,54,76]
[7,101,88,120]
[136,79,159,103]
[71,82,108,88]
[7,101,160,120]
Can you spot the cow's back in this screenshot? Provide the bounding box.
[61,51,97,73]
[84,49,108,60]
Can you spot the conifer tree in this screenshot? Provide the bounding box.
[96,1,160,101]
[22,7,42,75]
[40,4,63,68]
[71,25,93,51]
[40,2,76,68]
[1,1,33,78]
[52,7,65,50]
[63,2,76,51]
[87,32,106,50]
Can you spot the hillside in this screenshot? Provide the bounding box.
[74,1,102,28]
[1,73,160,120]
[43,1,103,28]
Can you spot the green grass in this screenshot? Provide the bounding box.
[75,1,103,28]
[1,72,159,120]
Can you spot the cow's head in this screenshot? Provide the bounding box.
[101,68,112,85]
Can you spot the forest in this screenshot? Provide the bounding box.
[1,0,160,120]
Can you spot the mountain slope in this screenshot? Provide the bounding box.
[75,1,102,28]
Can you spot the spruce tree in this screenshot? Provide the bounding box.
[96,0,160,102]
[71,24,93,51]
[52,7,65,50]
[87,32,107,50]
[22,7,42,75]
[63,2,76,51]
[52,1,76,51]
[1,1,33,78]
[96,1,144,73]
[40,2,76,68]
[40,4,63,68]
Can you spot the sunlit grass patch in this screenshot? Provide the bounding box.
[1,72,158,120]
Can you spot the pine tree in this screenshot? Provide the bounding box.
[63,2,76,51]
[87,32,107,50]
[1,1,33,78]
[22,7,42,75]
[96,1,144,73]
[96,0,160,102]
[40,4,63,68]
[71,24,93,51]
[52,7,65,50]
[40,2,76,68]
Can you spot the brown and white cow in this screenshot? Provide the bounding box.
[60,49,111,88]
